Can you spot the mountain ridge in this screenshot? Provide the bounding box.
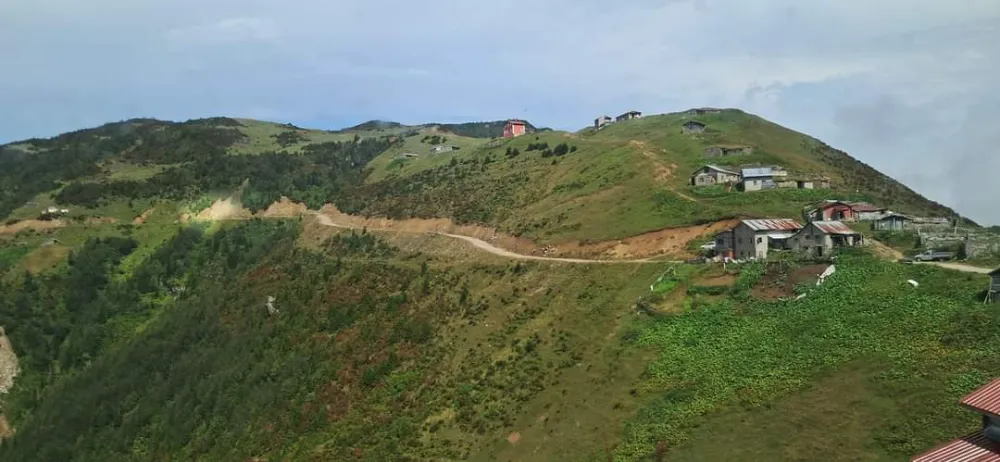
[0,109,969,238]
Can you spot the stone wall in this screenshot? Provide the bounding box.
[965,234,1000,258]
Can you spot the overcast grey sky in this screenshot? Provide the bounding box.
[1,1,998,223]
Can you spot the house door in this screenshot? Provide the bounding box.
[816,246,824,257]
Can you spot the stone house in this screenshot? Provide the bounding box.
[873,213,912,231]
[789,221,864,258]
[682,121,706,134]
[713,230,735,258]
[690,165,741,186]
[912,217,953,230]
[739,166,788,191]
[616,111,642,122]
[703,145,754,158]
[594,115,613,129]
[965,234,1000,259]
[718,218,804,260]
[430,145,454,154]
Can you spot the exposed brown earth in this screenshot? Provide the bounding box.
[22,244,71,274]
[191,196,735,262]
[0,219,66,234]
[752,263,829,301]
[133,207,155,225]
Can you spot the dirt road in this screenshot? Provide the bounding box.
[313,213,662,264]
[916,262,993,274]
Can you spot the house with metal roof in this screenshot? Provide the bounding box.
[720,218,804,260]
[914,378,1000,461]
[616,111,642,122]
[874,213,913,231]
[805,200,888,222]
[739,166,788,191]
[690,164,741,186]
[789,221,864,257]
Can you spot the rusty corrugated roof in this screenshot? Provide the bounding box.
[963,379,1000,416]
[741,219,803,231]
[912,432,1000,462]
[811,221,859,235]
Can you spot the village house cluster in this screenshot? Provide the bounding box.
[713,218,864,260]
[710,199,969,261]
[40,206,69,219]
[690,164,830,192]
[710,200,923,260]
[683,119,830,192]
[593,110,643,129]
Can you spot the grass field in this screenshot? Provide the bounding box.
[612,252,994,460]
[228,119,416,155]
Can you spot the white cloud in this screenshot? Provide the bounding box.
[165,17,280,45]
[2,0,1000,222]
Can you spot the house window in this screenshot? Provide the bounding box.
[756,237,763,244]
[738,238,743,244]
[716,239,723,245]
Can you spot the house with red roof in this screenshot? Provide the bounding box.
[913,378,1000,461]
[806,200,888,222]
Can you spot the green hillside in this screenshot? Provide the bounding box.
[0,219,996,461]
[0,110,990,462]
[348,109,962,242]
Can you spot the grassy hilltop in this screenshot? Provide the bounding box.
[1,110,962,244]
[0,111,991,462]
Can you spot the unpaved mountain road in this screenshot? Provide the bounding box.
[312,213,997,269]
[313,212,666,264]
[916,261,993,274]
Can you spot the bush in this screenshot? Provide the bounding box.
[686,285,729,296]
[525,142,549,152]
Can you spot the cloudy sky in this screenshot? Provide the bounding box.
[2,0,998,223]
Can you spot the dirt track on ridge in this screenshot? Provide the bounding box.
[193,196,729,263]
[312,212,660,264]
